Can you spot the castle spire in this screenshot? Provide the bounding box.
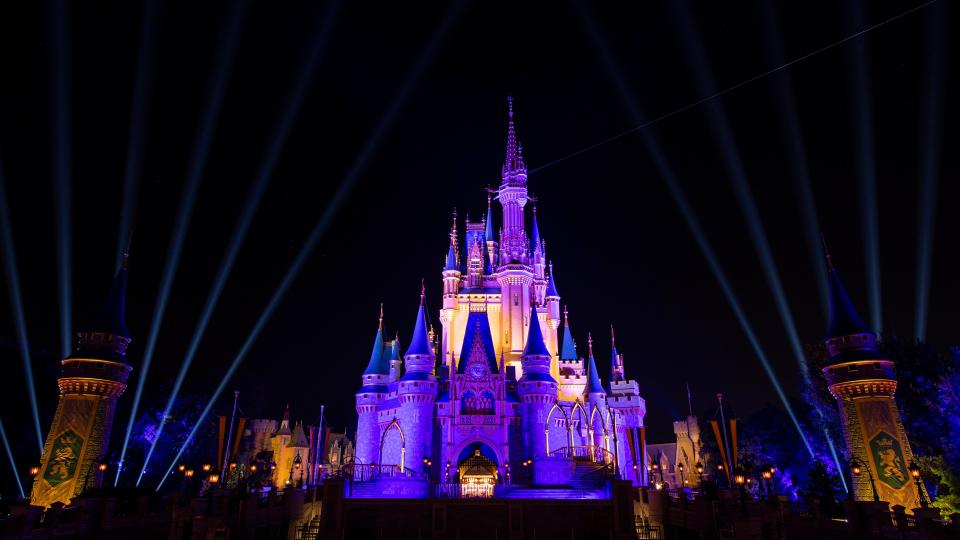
[485,190,495,240]
[545,263,559,298]
[610,325,624,382]
[560,305,577,360]
[822,238,872,339]
[501,95,527,184]
[404,281,433,357]
[522,304,551,357]
[584,333,605,396]
[83,252,131,340]
[362,306,389,376]
[530,203,541,252]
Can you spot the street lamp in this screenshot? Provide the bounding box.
[29,466,39,476]
[908,462,928,508]
[850,458,880,502]
[677,462,686,486]
[178,464,186,473]
[734,468,748,515]
[760,464,774,500]
[202,463,211,473]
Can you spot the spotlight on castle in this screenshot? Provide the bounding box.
[351,98,647,499]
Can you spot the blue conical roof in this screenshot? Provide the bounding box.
[826,265,872,339]
[560,310,577,360]
[445,244,457,271]
[82,258,130,338]
[390,337,400,361]
[584,349,605,395]
[546,269,559,298]
[531,207,541,252]
[522,305,551,357]
[362,322,389,375]
[405,299,433,357]
[485,198,495,241]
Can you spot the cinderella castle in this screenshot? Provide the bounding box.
[352,99,648,498]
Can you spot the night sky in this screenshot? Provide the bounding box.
[0,0,957,493]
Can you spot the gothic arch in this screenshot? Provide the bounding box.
[589,406,609,452]
[546,401,570,453]
[570,402,589,447]
[379,419,406,470]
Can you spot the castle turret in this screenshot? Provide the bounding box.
[557,307,586,399]
[355,311,389,466]
[583,335,606,403]
[32,254,134,507]
[441,212,461,373]
[388,335,402,382]
[819,246,924,509]
[605,329,646,486]
[485,193,497,268]
[518,305,557,460]
[397,286,439,471]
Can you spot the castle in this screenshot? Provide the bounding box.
[353,99,647,498]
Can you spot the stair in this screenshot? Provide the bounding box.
[345,480,381,498]
[569,460,610,490]
[497,486,608,500]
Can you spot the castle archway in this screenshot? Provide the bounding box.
[455,441,499,498]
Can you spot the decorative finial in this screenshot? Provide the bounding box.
[487,188,492,208]
[420,278,426,305]
[820,234,835,271]
[507,94,513,119]
[563,305,569,326]
[610,325,616,346]
[379,303,384,329]
[587,332,594,356]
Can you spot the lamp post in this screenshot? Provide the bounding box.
[908,462,928,509]
[761,465,772,500]
[850,458,880,502]
[695,462,704,486]
[294,453,303,487]
[677,462,686,487]
[734,468,748,515]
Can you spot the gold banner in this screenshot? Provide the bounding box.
[854,398,917,510]
[32,396,99,507]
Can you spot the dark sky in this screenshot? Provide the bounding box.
[0,0,957,493]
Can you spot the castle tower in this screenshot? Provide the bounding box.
[583,335,608,454]
[496,97,536,373]
[441,213,462,373]
[606,328,647,486]
[355,312,389,466]
[820,249,925,508]
[672,416,700,487]
[31,255,134,507]
[518,305,557,461]
[388,336,402,383]
[557,307,586,400]
[397,287,439,471]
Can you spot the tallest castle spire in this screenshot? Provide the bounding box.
[501,95,527,184]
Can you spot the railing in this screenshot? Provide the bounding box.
[340,463,423,482]
[577,462,615,490]
[549,445,614,464]
[635,517,662,539]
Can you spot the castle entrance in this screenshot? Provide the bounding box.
[457,443,498,498]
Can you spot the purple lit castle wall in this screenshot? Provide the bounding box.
[353,98,647,498]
